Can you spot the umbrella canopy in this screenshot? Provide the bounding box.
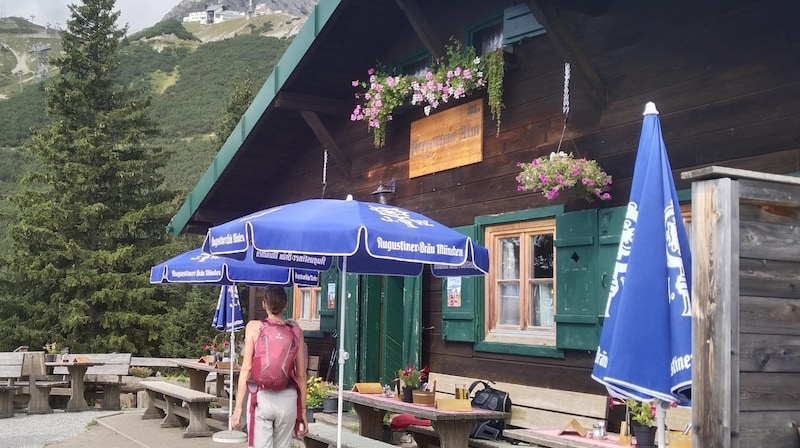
[201,196,489,448]
[150,247,319,286]
[591,102,692,447]
[201,197,489,277]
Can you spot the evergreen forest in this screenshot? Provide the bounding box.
[0,8,294,358]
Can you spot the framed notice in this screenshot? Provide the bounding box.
[327,282,336,309]
[409,99,483,178]
[446,277,462,308]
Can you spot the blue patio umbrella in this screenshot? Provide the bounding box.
[591,102,692,448]
[201,196,489,448]
[150,247,318,443]
[150,247,319,286]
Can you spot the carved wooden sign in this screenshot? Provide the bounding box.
[408,99,484,178]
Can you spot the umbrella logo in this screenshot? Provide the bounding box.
[604,202,638,317]
[664,202,691,316]
[369,204,434,228]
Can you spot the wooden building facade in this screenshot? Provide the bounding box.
[170,0,800,443]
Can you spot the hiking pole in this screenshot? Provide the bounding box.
[325,330,338,382]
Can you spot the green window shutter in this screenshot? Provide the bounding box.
[555,209,599,350]
[503,3,546,46]
[441,225,478,342]
[318,265,339,333]
[596,206,627,326]
[286,286,294,320]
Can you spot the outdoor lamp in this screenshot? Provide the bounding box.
[371,179,396,205]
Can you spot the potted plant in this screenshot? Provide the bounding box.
[202,333,229,364]
[42,341,60,363]
[626,399,656,447]
[516,151,613,202]
[307,377,339,419]
[396,365,429,402]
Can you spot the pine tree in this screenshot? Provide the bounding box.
[0,0,183,354]
[215,69,255,147]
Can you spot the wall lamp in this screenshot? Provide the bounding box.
[371,179,396,205]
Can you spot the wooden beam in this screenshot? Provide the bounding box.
[299,110,351,178]
[273,92,353,116]
[527,0,607,110]
[394,0,444,59]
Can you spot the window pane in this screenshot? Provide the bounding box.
[530,234,553,279]
[402,57,429,77]
[530,281,555,327]
[474,22,503,54]
[498,282,520,326]
[314,288,321,320]
[498,237,520,280]
[300,290,311,320]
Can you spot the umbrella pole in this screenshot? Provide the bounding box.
[336,258,348,448]
[656,399,667,448]
[229,327,235,431]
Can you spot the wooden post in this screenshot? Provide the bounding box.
[691,177,739,448]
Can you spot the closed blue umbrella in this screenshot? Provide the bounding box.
[212,285,247,443]
[591,102,692,448]
[201,196,489,448]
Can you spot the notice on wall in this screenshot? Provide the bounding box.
[446,277,462,308]
[409,99,483,178]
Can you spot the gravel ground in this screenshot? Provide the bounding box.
[1,409,119,448]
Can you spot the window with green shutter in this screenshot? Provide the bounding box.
[441,225,480,342]
[444,205,625,356]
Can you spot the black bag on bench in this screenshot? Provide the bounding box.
[468,380,511,440]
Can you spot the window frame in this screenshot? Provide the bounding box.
[473,205,565,358]
[485,219,557,347]
[291,284,322,331]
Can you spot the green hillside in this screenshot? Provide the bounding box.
[0,17,296,249]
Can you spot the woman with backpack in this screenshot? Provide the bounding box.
[232,286,309,447]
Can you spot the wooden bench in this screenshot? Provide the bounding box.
[15,352,68,415]
[53,353,132,410]
[0,352,25,418]
[305,422,396,448]
[409,373,691,448]
[141,380,218,438]
[406,372,609,448]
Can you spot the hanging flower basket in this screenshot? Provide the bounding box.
[351,38,505,148]
[516,151,612,202]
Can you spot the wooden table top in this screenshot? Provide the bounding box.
[173,359,240,374]
[338,390,510,421]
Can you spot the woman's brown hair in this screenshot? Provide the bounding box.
[263,286,288,315]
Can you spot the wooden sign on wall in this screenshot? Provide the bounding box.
[409,99,483,178]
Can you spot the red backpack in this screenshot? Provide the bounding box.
[251,319,300,390]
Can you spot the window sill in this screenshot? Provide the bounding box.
[474,341,564,358]
[301,329,325,339]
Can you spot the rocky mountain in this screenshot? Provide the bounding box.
[163,0,319,21]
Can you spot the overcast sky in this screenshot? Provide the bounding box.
[0,0,183,33]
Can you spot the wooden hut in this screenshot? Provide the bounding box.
[169,0,800,441]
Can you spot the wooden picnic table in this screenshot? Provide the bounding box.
[46,361,103,412]
[173,359,240,398]
[338,390,510,448]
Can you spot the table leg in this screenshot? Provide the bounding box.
[185,369,210,392]
[65,366,90,412]
[431,420,475,448]
[351,402,385,440]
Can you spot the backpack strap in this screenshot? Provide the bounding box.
[286,321,306,434]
